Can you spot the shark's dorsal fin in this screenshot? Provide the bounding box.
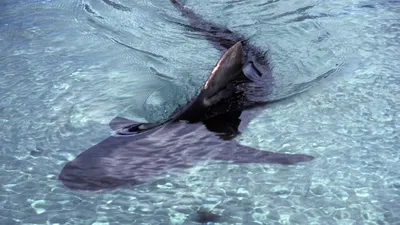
[201,41,243,100]
[175,42,244,122]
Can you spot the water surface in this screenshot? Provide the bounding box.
[0,0,399,224]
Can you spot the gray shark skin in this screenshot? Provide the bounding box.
[59,43,314,191]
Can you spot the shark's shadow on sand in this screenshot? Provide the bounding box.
[59,1,338,192]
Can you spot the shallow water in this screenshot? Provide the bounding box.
[0,0,399,224]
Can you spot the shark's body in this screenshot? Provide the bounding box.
[59,43,314,191]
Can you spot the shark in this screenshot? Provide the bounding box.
[59,42,314,191]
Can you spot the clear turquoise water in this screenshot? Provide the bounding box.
[1,0,399,224]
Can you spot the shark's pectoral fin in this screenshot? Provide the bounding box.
[109,116,141,130]
[212,145,314,165]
